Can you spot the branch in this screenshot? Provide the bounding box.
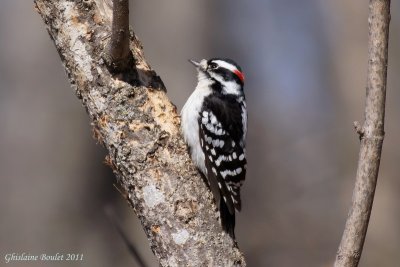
[105,206,148,267]
[334,1,390,266]
[34,0,246,266]
[103,0,131,72]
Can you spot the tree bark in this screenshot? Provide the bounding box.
[334,1,390,266]
[34,0,246,266]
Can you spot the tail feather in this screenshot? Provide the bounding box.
[220,199,235,239]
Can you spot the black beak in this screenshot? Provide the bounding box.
[188,59,200,67]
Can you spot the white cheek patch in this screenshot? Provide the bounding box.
[209,72,224,84]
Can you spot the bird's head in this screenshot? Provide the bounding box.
[190,58,245,95]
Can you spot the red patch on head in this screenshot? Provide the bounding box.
[234,69,245,83]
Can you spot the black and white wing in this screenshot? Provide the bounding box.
[198,94,247,236]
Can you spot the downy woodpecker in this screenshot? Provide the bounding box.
[181,58,247,238]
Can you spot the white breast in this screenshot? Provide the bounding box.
[181,78,212,174]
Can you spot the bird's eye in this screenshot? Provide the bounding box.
[208,63,218,70]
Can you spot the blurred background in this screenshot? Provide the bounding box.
[0,0,399,266]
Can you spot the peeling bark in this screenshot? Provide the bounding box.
[34,1,246,266]
[334,1,390,266]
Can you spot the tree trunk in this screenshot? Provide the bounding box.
[34,0,246,266]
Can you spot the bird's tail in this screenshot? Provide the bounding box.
[220,199,235,239]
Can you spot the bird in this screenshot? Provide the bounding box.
[181,58,247,238]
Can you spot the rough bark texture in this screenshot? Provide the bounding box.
[34,1,246,266]
[334,1,390,267]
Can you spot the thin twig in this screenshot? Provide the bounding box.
[105,206,148,267]
[334,1,391,266]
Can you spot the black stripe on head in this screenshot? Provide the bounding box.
[214,68,244,86]
[207,58,244,86]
